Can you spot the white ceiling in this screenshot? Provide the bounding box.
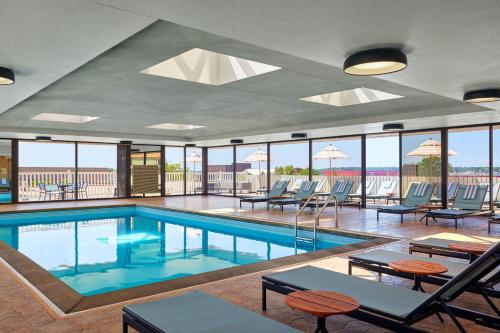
[0,0,499,146]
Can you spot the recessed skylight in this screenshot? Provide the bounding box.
[31,113,100,123]
[147,122,204,130]
[140,48,281,86]
[300,87,403,107]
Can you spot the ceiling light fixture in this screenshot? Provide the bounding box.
[31,113,100,124]
[383,123,404,131]
[147,122,204,130]
[0,67,14,85]
[463,89,500,103]
[230,139,244,144]
[291,133,307,139]
[344,48,407,76]
[35,136,52,141]
[119,140,133,145]
[185,144,197,148]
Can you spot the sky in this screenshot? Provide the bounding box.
[14,128,500,170]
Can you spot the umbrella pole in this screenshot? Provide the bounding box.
[428,155,432,183]
[329,158,332,189]
[258,160,261,192]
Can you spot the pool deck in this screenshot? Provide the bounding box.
[0,196,498,332]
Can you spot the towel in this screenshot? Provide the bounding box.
[336,180,348,193]
[414,183,429,197]
[463,185,479,200]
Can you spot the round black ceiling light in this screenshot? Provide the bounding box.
[0,67,14,85]
[383,123,404,131]
[291,133,307,139]
[230,139,244,144]
[344,48,407,76]
[119,140,133,145]
[35,136,52,141]
[185,144,197,148]
[463,89,500,103]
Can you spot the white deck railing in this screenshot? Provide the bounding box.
[17,170,500,201]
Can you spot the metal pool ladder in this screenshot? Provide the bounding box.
[294,194,339,244]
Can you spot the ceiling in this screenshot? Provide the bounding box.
[1,0,499,146]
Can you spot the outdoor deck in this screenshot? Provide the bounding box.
[0,196,498,332]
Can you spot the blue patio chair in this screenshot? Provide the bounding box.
[267,180,317,212]
[304,179,357,209]
[424,184,488,228]
[377,182,435,223]
[239,180,290,209]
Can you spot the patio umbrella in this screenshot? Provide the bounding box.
[185,152,202,177]
[244,148,268,189]
[406,138,457,180]
[313,144,348,187]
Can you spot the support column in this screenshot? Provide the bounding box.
[441,129,448,209]
[361,134,366,208]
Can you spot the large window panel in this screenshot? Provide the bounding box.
[402,131,442,204]
[207,147,234,195]
[495,126,500,212]
[448,127,490,208]
[77,143,117,199]
[270,141,309,193]
[366,134,399,207]
[165,146,184,195]
[312,137,361,195]
[0,140,12,204]
[186,147,203,194]
[236,144,267,195]
[131,145,161,197]
[18,141,76,202]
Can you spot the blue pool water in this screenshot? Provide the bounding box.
[0,206,362,296]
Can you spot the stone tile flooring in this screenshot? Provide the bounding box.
[0,196,498,332]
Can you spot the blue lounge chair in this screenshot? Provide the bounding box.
[123,291,300,333]
[430,182,459,204]
[304,179,357,209]
[262,242,500,333]
[424,184,488,229]
[377,182,435,223]
[267,181,317,212]
[240,180,289,209]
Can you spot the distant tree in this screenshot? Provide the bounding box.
[275,165,298,175]
[165,161,182,172]
[299,168,320,176]
[417,157,452,176]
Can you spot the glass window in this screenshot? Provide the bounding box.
[312,137,361,195]
[207,147,234,195]
[270,141,309,193]
[186,147,203,194]
[366,134,400,207]
[236,144,268,196]
[0,140,12,204]
[402,131,442,204]
[131,145,161,197]
[448,127,489,208]
[77,143,117,199]
[494,126,500,213]
[165,146,184,195]
[18,141,76,202]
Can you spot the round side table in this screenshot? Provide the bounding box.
[389,259,448,292]
[448,242,491,263]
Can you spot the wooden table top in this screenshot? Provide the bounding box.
[389,259,448,276]
[284,290,359,318]
[448,242,491,254]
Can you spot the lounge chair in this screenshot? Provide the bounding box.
[313,178,326,193]
[304,179,357,209]
[424,184,488,229]
[366,180,398,204]
[262,242,500,333]
[285,179,305,195]
[268,181,317,212]
[348,180,375,201]
[489,215,500,234]
[123,290,300,333]
[482,182,500,206]
[376,183,435,223]
[347,248,500,300]
[409,237,493,262]
[430,182,459,204]
[240,180,289,209]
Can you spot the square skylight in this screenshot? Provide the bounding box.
[300,87,403,107]
[31,113,100,123]
[140,48,281,86]
[147,122,204,130]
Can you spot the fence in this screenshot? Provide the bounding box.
[17,170,500,202]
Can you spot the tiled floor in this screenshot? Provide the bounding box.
[0,196,498,332]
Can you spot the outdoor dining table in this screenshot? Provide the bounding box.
[58,184,73,200]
